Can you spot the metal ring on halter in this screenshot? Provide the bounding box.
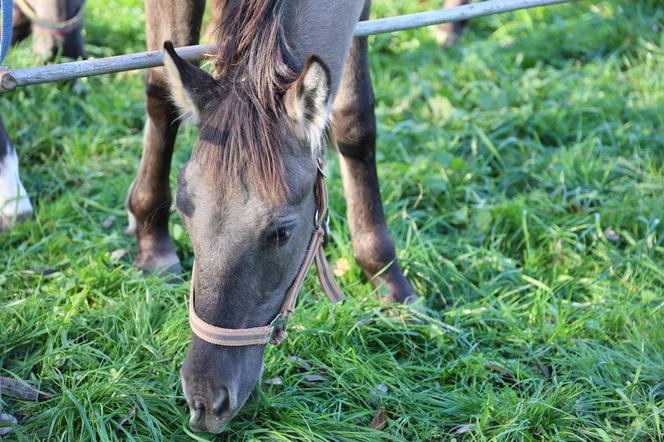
[321,212,330,247]
[269,314,288,330]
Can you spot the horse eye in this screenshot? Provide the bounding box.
[271,225,293,245]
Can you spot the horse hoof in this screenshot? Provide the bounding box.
[381,292,418,304]
[403,294,419,305]
[378,275,417,305]
[0,210,32,231]
[135,251,182,279]
[434,22,464,47]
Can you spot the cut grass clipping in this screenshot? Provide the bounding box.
[2,0,663,440]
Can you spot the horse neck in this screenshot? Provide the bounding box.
[284,0,366,100]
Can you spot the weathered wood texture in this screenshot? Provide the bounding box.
[0,0,572,93]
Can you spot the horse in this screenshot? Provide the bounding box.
[2,0,470,434]
[125,0,420,432]
[0,0,84,229]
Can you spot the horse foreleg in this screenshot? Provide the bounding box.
[30,0,86,59]
[12,4,32,45]
[436,0,469,47]
[0,117,32,230]
[332,1,416,304]
[126,0,205,275]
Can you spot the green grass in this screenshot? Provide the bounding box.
[1,0,663,440]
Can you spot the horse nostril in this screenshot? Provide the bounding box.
[212,388,231,417]
[189,403,206,427]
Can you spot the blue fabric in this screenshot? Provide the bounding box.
[0,0,13,64]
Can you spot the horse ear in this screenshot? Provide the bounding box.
[284,55,331,150]
[162,41,219,125]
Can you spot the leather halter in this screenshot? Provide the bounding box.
[14,0,85,36]
[188,162,345,346]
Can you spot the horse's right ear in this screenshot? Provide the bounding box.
[162,41,219,125]
[284,55,331,152]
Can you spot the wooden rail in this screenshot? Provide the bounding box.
[0,0,572,93]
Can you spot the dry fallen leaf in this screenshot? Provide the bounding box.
[303,374,327,382]
[18,268,58,280]
[369,409,386,430]
[533,364,552,381]
[369,384,389,398]
[555,239,563,252]
[485,362,517,385]
[332,258,350,277]
[455,423,476,434]
[288,356,313,371]
[604,228,620,242]
[110,248,128,261]
[0,413,17,436]
[118,405,137,427]
[0,376,54,400]
[101,215,117,229]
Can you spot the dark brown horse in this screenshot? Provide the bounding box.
[0,0,84,229]
[2,0,469,434]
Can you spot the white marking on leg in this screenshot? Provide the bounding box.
[125,175,137,234]
[126,209,137,234]
[0,142,33,227]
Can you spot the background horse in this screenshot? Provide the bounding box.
[0,0,84,229]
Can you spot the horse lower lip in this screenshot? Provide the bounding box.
[206,420,227,434]
[194,416,228,434]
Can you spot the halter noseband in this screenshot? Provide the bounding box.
[188,161,345,347]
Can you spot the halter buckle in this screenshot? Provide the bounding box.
[269,314,289,345]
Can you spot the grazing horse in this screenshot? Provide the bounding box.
[0,0,84,229]
[127,0,420,433]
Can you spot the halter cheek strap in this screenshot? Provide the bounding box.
[188,163,345,347]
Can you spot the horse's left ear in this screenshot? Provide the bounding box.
[162,41,221,125]
[284,55,331,150]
